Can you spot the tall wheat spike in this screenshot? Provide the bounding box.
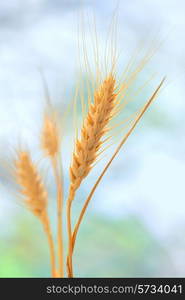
[15,150,56,277]
[67,74,117,277]
[41,113,64,277]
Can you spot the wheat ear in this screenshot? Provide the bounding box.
[67,74,117,277]
[41,114,60,157]
[70,77,166,257]
[15,150,56,277]
[41,113,64,277]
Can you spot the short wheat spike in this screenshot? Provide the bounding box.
[41,112,64,278]
[15,150,56,277]
[67,74,117,277]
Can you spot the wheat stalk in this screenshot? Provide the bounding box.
[41,113,64,277]
[15,150,56,277]
[67,74,118,277]
[70,77,165,257]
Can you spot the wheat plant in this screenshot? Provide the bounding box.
[2,17,165,277]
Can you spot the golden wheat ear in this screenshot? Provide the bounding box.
[14,150,56,277]
[70,74,117,193]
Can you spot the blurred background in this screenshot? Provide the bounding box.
[0,0,185,277]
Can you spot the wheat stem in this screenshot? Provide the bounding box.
[51,156,64,277]
[70,77,165,257]
[41,212,57,277]
[66,187,75,277]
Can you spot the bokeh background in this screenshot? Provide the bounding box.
[0,0,185,277]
